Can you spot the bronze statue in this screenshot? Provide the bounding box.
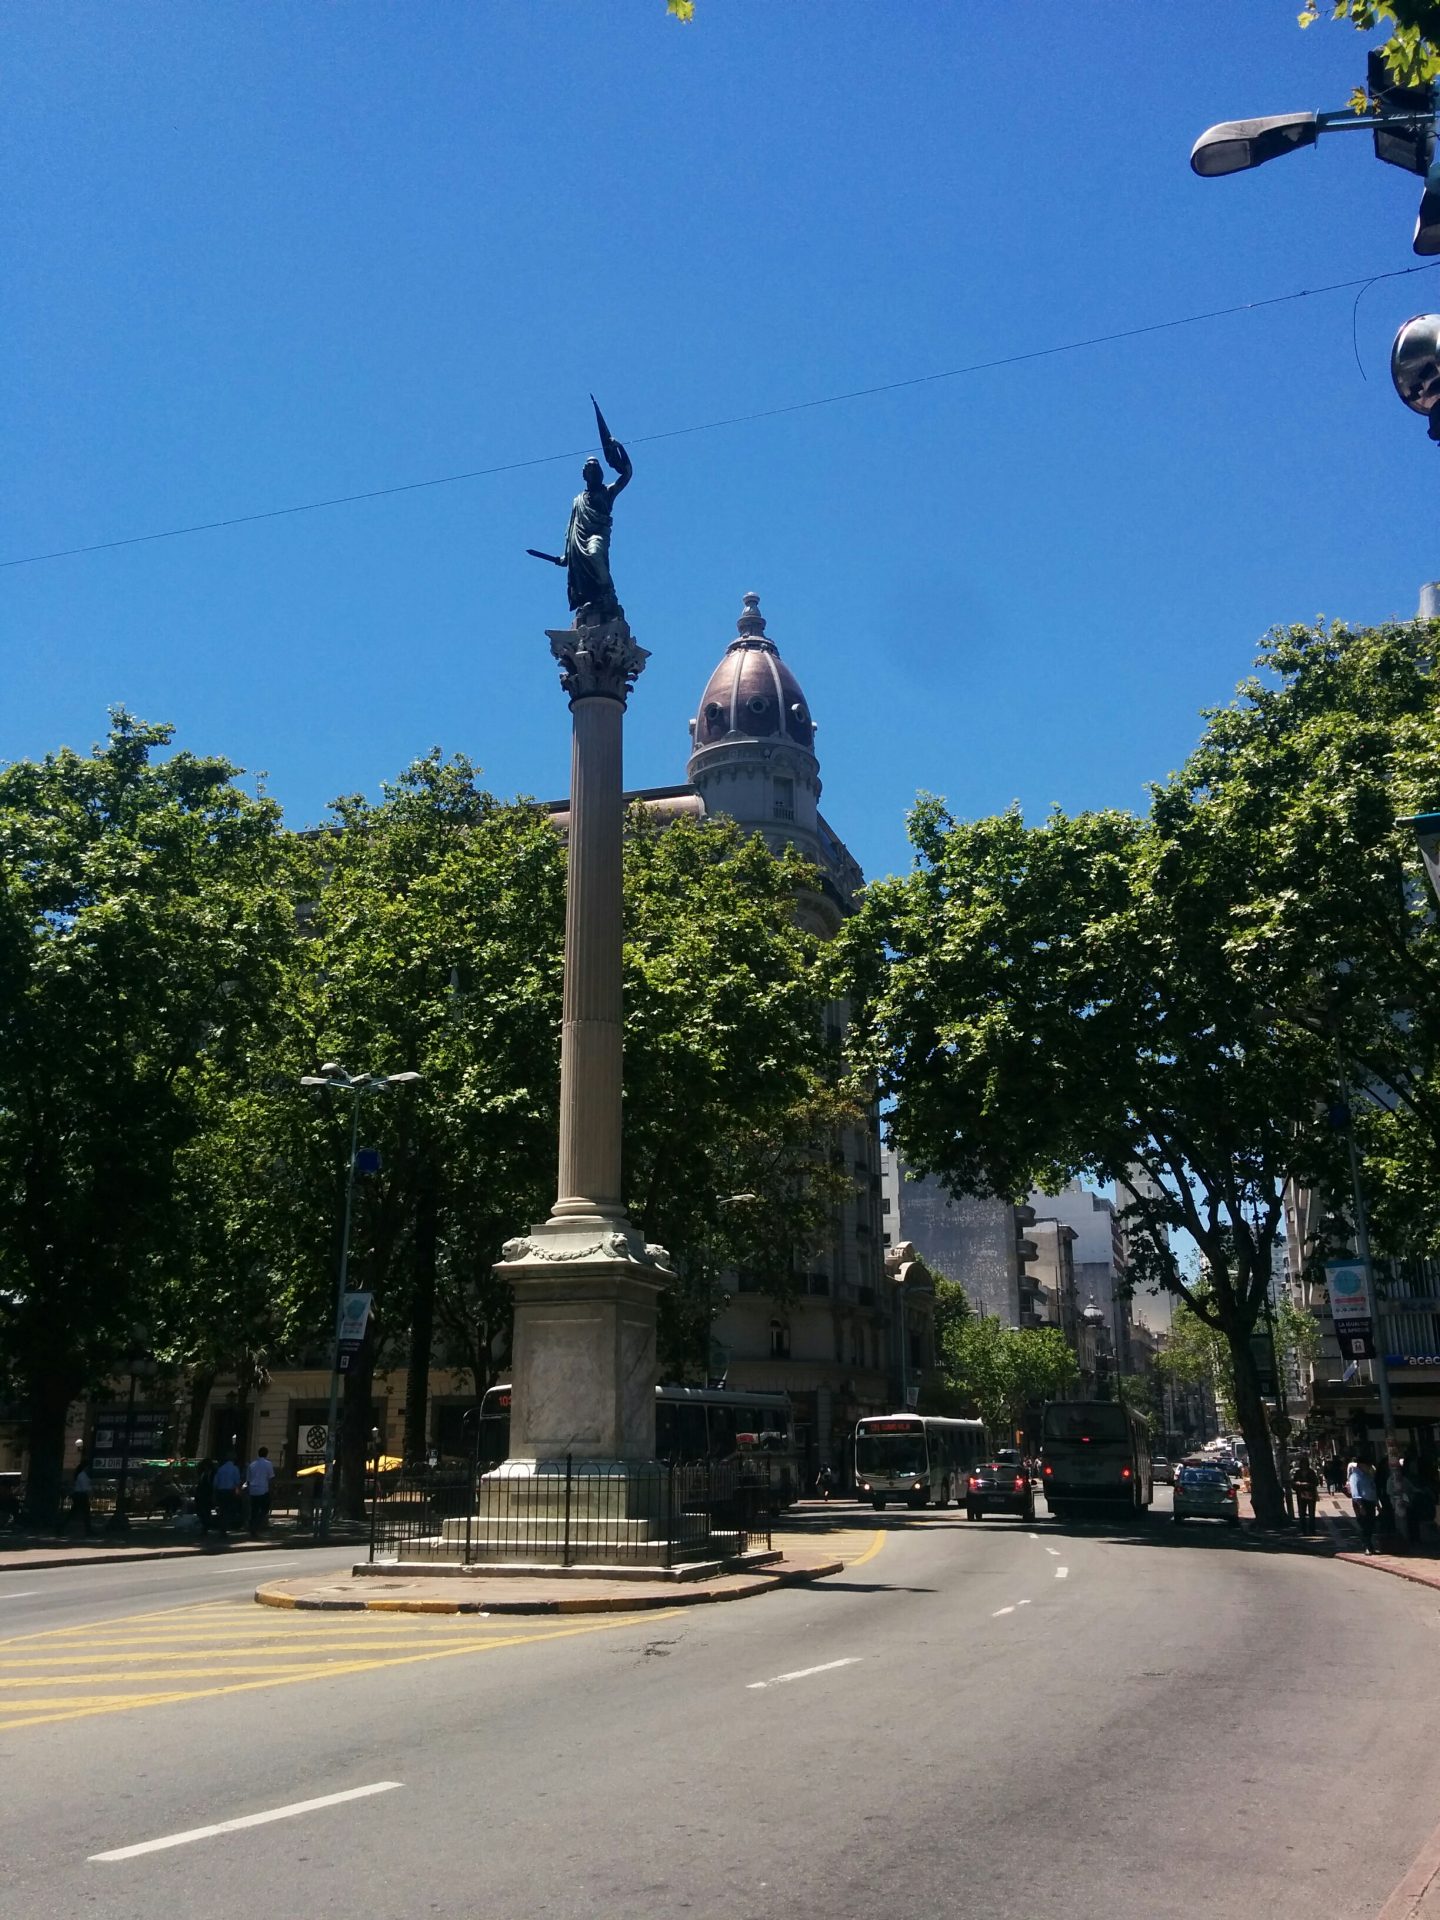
[528,398,632,626]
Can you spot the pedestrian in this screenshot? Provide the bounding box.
[1387,1457,1415,1551]
[194,1457,216,1534]
[1348,1457,1379,1555]
[245,1446,276,1536]
[1291,1455,1320,1533]
[815,1463,836,1504]
[212,1454,242,1538]
[1324,1452,1345,1495]
[65,1459,95,1537]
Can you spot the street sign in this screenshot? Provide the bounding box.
[1249,1330,1278,1399]
[1326,1260,1375,1358]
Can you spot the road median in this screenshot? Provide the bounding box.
[255,1552,846,1615]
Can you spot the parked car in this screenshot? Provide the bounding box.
[1173,1463,1240,1527]
[966,1460,1036,1522]
[1152,1457,1175,1485]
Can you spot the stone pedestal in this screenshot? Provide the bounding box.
[481,614,688,1562]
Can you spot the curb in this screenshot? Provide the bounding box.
[1335,1550,1440,1593]
[0,1536,359,1573]
[255,1557,846,1615]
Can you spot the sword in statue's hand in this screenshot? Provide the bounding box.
[527,549,565,566]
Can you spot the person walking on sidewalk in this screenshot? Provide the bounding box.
[212,1455,242,1538]
[815,1463,836,1504]
[245,1447,276,1536]
[64,1460,95,1537]
[1291,1455,1320,1533]
[1324,1452,1345,1495]
[1348,1458,1379,1555]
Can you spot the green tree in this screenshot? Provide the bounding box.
[845,616,1440,1526]
[1299,2,1440,88]
[0,713,296,1522]
[927,1313,1077,1436]
[620,809,855,1378]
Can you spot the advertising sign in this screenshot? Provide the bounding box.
[1326,1260,1375,1359]
[337,1291,373,1374]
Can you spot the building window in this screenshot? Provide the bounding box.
[881,1196,891,1214]
[772,775,794,821]
[769,1319,791,1359]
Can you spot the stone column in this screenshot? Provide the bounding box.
[490,615,675,1478]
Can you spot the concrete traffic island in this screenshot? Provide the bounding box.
[253,1551,845,1615]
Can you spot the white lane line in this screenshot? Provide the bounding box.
[992,1605,1015,1617]
[1027,1532,1039,1540]
[90,1782,403,1862]
[746,1658,859,1691]
[0,1592,40,1601]
[1045,1547,1061,1556]
[1017,1599,1032,1607]
[1055,1566,1069,1580]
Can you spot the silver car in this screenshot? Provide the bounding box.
[1152,1456,1174,1485]
[1173,1463,1240,1527]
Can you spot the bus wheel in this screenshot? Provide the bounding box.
[872,1498,886,1511]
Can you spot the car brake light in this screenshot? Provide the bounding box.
[1121,1466,1132,1480]
[968,1477,980,1489]
[1043,1464,1053,1476]
[1014,1477,1026,1490]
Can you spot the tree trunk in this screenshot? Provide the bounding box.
[1227,1324,1285,1527]
[403,1175,438,1464]
[24,1371,76,1529]
[339,1328,377,1523]
[183,1368,216,1457]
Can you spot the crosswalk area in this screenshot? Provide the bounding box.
[0,1599,655,1734]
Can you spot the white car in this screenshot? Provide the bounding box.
[1152,1456,1175,1485]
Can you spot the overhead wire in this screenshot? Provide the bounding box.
[5,260,1438,572]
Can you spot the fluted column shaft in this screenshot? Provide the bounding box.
[555,689,625,1216]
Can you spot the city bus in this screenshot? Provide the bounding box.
[1039,1399,1153,1516]
[853,1413,987,1510]
[474,1383,801,1508]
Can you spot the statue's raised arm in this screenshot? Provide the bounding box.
[593,396,632,504]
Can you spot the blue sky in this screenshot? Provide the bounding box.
[7,3,1439,883]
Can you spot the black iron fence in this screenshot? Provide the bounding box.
[368,1455,771,1569]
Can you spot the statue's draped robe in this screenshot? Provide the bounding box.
[563,487,618,617]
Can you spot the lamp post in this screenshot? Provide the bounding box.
[106,1328,157,1534]
[300,1061,421,1540]
[1190,52,1440,250]
[1192,55,1440,435]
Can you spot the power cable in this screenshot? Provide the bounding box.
[6,260,1438,571]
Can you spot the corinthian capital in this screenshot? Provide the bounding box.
[547,617,650,706]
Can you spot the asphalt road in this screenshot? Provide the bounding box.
[2,1494,1438,1920]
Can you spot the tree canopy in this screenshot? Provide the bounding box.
[842,618,1440,1525]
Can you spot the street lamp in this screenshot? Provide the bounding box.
[106,1327,157,1534]
[300,1061,421,1539]
[1191,53,1440,251]
[1391,315,1440,439]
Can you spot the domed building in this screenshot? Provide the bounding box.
[671,595,933,1478]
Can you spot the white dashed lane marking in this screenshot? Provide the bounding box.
[91,1782,403,1862]
[746,1658,860,1692]
[1055,1567,1069,1579]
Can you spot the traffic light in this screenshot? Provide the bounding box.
[1368,48,1436,176]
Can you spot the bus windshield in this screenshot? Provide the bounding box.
[1042,1404,1129,1445]
[855,1432,928,1477]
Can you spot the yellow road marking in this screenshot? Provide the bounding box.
[0,1610,677,1733]
[843,1529,887,1572]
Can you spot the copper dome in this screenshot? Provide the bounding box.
[692,594,815,752]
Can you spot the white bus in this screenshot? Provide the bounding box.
[853,1414,987,1510]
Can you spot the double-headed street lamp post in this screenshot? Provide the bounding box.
[105,1327,157,1534]
[1192,54,1440,438]
[300,1061,421,1540]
